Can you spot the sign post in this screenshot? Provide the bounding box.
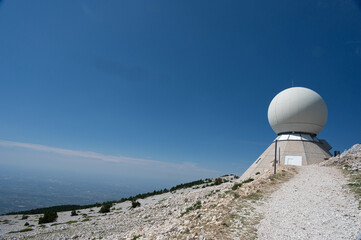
[274,140,277,174]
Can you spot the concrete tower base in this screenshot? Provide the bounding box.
[240,133,332,180]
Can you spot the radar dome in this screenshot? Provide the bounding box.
[268,87,328,135]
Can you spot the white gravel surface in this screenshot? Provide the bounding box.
[257,165,361,240]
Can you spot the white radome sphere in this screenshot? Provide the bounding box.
[268,87,328,135]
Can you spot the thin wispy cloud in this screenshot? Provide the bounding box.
[0,139,218,174]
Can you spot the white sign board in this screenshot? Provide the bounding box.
[285,155,302,166]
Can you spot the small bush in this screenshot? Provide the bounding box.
[50,223,62,226]
[21,215,28,220]
[255,172,260,175]
[242,178,254,184]
[9,228,34,233]
[24,222,29,226]
[38,211,58,224]
[232,183,243,190]
[214,178,223,185]
[65,221,77,224]
[180,201,202,217]
[71,210,78,216]
[131,200,141,208]
[99,202,113,213]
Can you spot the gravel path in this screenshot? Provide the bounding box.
[257,165,361,240]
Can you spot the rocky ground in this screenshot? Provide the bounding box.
[1,144,360,240]
[321,143,361,171]
[0,168,296,240]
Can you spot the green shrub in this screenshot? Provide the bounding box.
[24,222,29,226]
[71,210,78,216]
[255,172,260,175]
[214,178,223,185]
[9,228,34,233]
[232,183,243,190]
[50,223,62,226]
[38,211,58,224]
[180,201,202,217]
[99,202,113,213]
[242,178,254,184]
[131,200,141,208]
[65,221,77,224]
[21,215,28,220]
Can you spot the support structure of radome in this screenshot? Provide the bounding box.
[241,87,332,180]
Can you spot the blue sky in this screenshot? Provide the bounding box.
[0,0,361,187]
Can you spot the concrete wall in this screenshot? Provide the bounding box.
[240,140,332,180]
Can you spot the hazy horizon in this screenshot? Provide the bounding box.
[0,162,221,215]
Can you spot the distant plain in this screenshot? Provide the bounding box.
[0,165,172,215]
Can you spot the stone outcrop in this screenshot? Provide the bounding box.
[321,143,361,171]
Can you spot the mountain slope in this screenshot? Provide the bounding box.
[1,144,360,240]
